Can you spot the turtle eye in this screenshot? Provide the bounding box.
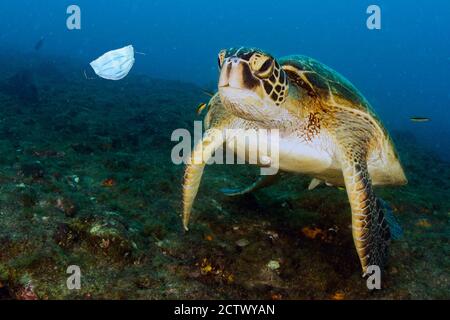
[249,53,274,79]
[218,50,226,69]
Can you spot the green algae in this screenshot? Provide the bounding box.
[0,55,448,300]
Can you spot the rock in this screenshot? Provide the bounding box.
[79,218,135,260]
[235,238,250,247]
[15,281,38,300]
[53,223,78,248]
[19,191,37,208]
[55,197,78,217]
[71,175,80,184]
[13,274,38,300]
[18,162,45,179]
[267,260,280,271]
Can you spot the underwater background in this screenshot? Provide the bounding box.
[0,0,448,299]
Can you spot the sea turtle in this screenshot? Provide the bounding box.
[182,47,407,276]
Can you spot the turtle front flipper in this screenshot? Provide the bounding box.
[183,129,224,231]
[342,158,391,276]
[220,173,280,196]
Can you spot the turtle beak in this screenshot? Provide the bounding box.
[218,59,231,89]
[218,57,247,90]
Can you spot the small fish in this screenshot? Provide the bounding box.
[410,117,430,122]
[34,37,45,51]
[196,102,208,115]
[201,89,215,97]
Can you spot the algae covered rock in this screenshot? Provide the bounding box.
[67,216,137,261]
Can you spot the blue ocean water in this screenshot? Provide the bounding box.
[1,0,448,158]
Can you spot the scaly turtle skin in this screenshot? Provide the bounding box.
[183,47,407,277]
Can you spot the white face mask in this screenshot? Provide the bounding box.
[90,45,135,80]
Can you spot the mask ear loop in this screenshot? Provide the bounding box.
[83,69,96,80]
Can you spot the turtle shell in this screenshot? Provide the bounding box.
[279,55,374,114]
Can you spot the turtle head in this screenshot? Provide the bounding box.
[218,47,289,122]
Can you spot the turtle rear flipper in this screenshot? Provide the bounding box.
[220,173,280,196]
[342,159,392,276]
